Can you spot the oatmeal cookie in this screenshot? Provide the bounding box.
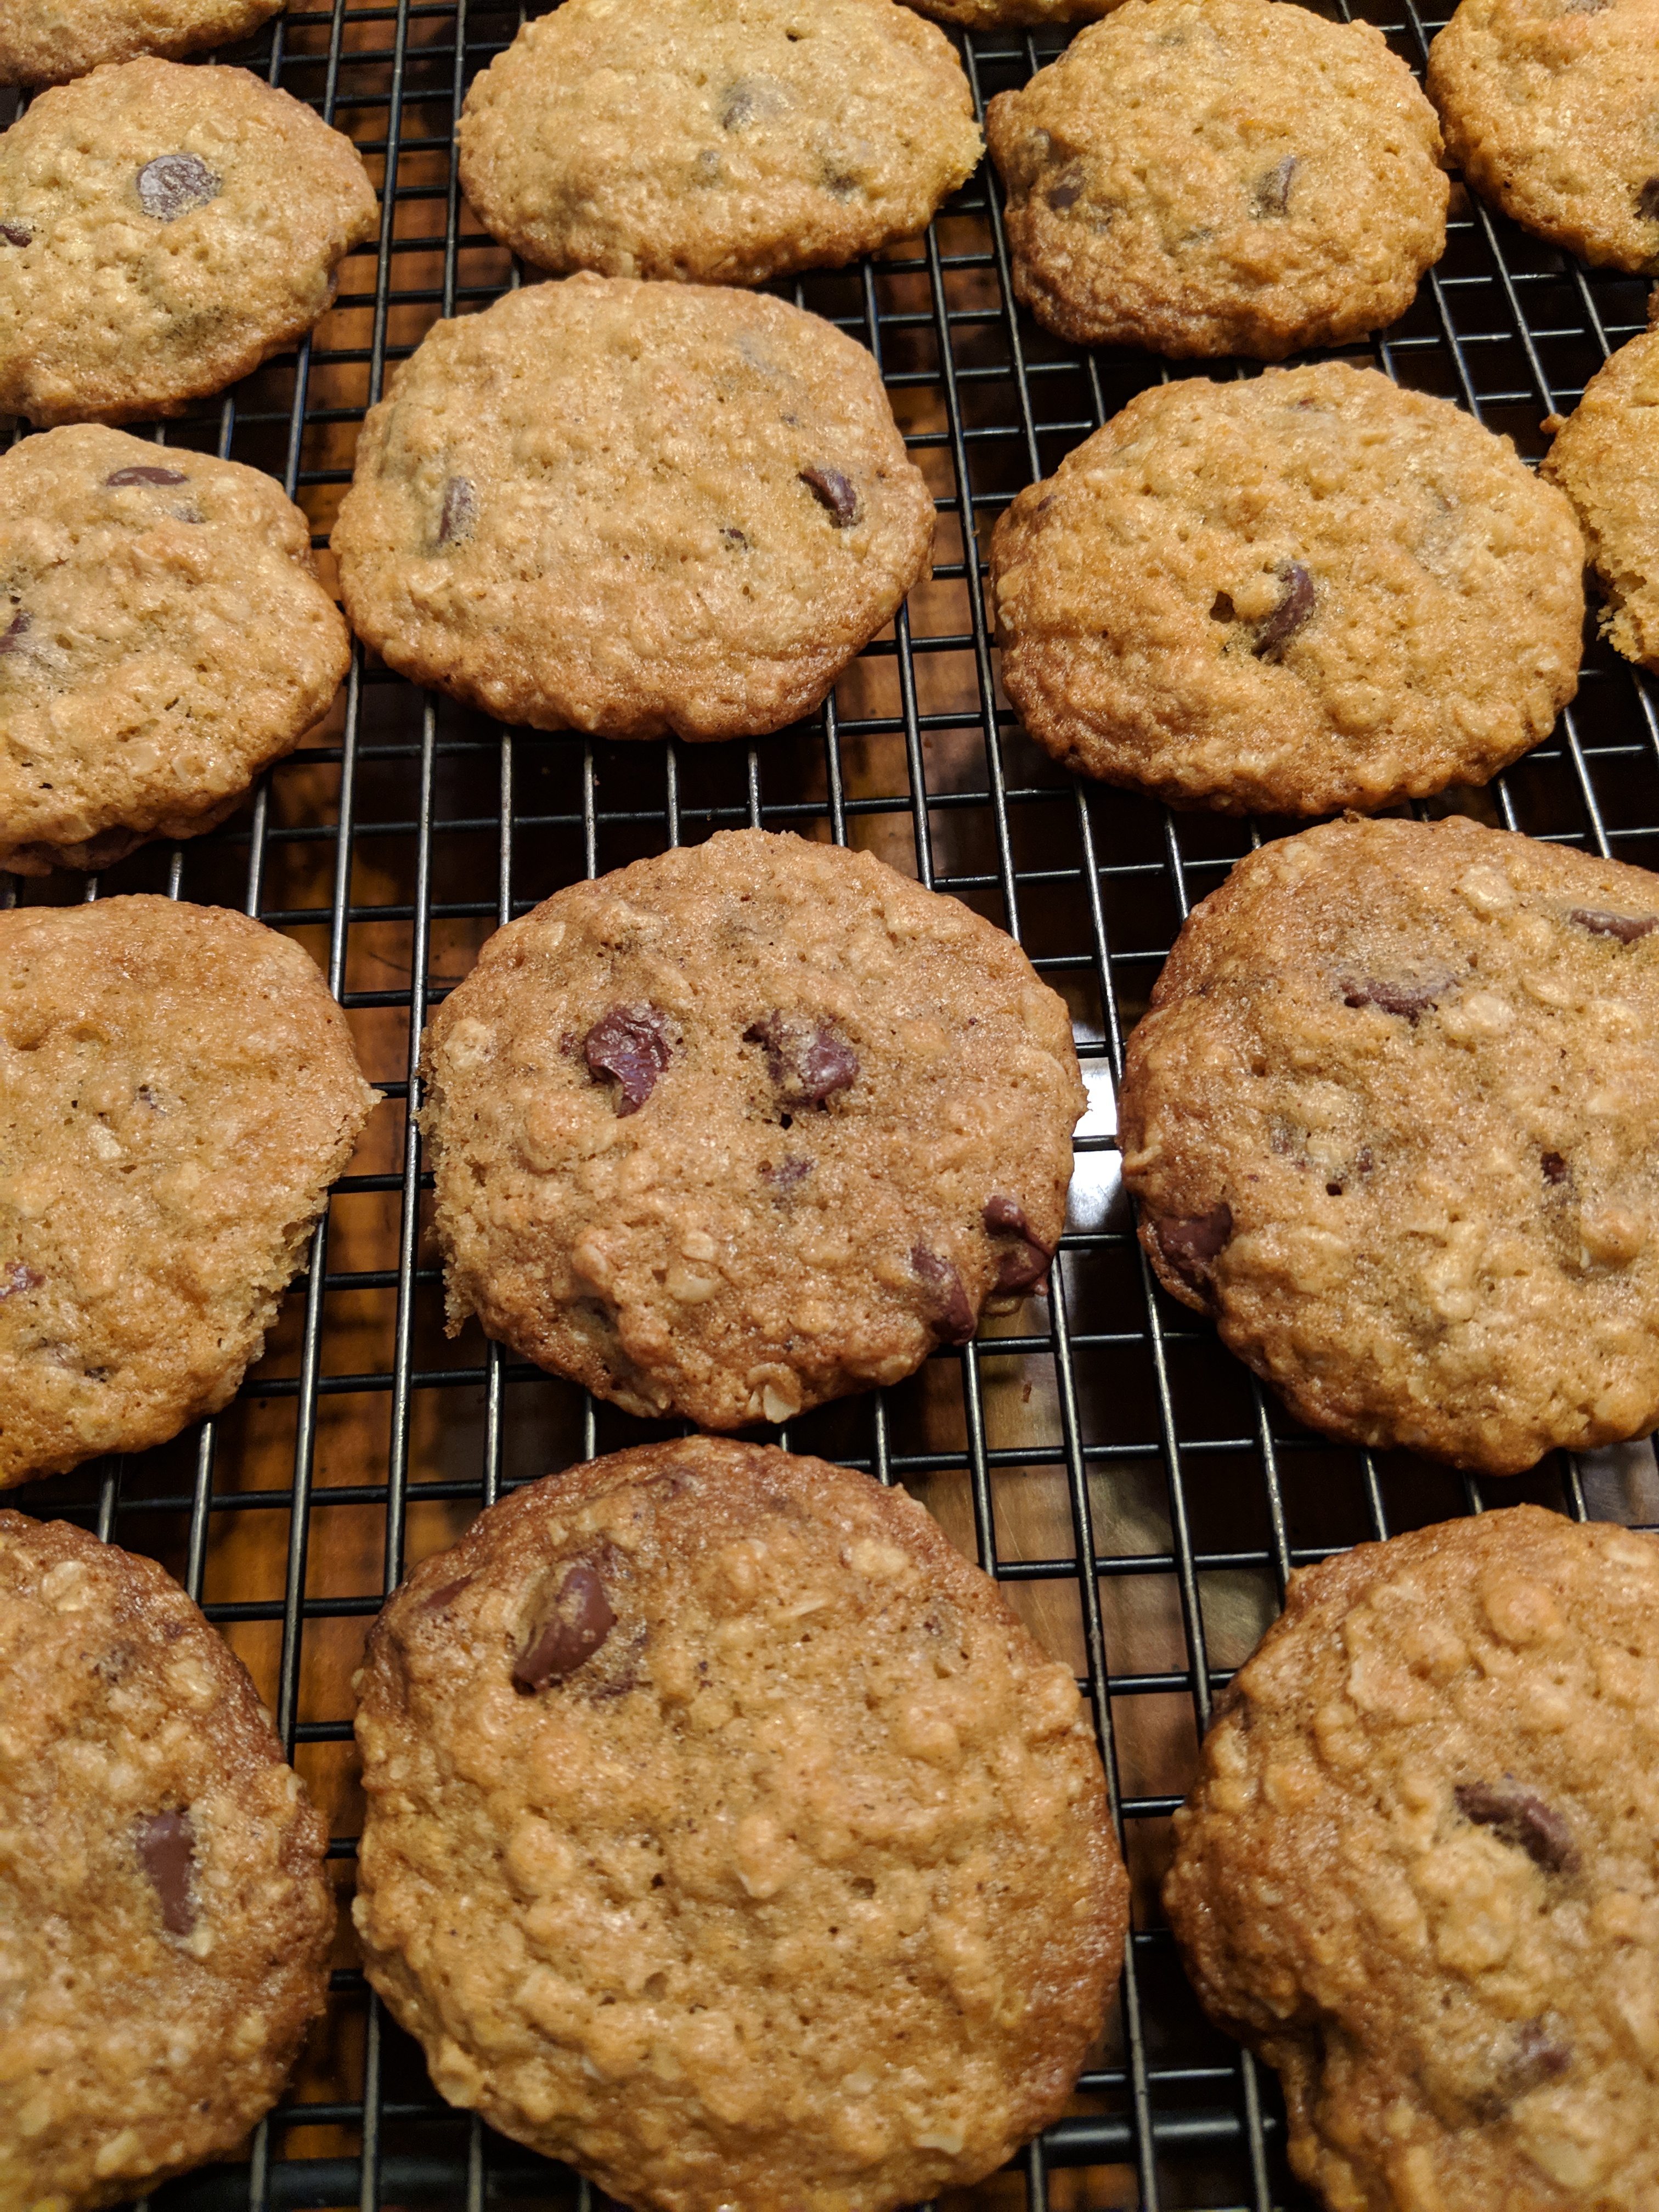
[1543,312,1659,672]
[907,0,1116,25]
[332,274,934,740]
[990,364,1584,815]
[0,58,379,427]
[354,1436,1125,2212]
[1166,1505,1659,2212]
[0,425,349,877]
[0,1509,332,2210]
[420,829,1082,1429]
[985,0,1447,357]
[458,0,982,287]
[1428,0,1659,272]
[0,0,282,86]
[0,895,379,1483]
[1119,814,1659,1474]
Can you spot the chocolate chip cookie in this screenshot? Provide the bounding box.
[0,1509,332,2210]
[0,0,282,86]
[419,828,1082,1427]
[355,1436,1126,2212]
[0,425,350,877]
[985,0,1448,357]
[332,274,933,740]
[458,0,982,287]
[0,896,379,1483]
[0,58,379,427]
[1120,814,1659,1474]
[908,0,1116,25]
[1429,0,1659,272]
[1543,313,1659,672]
[990,364,1584,815]
[1167,1504,1659,2211]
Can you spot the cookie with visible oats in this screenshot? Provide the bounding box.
[0,0,283,86]
[990,364,1584,815]
[354,1435,1126,2212]
[332,274,934,740]
[1167,1505,1659,2212]
[985,0,1447,358]
[0,58,378,427]
[0,1510,332,2210]
[1543,312,1659,672]
[0,425,349,877]
[0,896,379,1482]
[1429,0,1659,272]
[1119,814,1659,1474]
[419,828,1082,1428]
[458,0,982,286]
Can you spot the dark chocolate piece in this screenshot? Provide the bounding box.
[0,1261,41,1300]
[744,1012,857,1107]
[0,222,30,248]
[437,476,476,548]
[983,1194,1056,1292]
[106,465,188,487]
[136,154,221,222]
[1341,974,1451,1021]
[1254,561,1314,658]
[1454,1777,1579,1874]
[1542,1152,1568,1185]
[0,611,29,655]
[1569,907,1659,944]
[512,1562,616,1691]
[583,1007,672,1116]
[1251,154,1298,218]
[1152,1204,1233,1294]
[911,1246,976,1344]
[137,1809,197,1936]
[799,467,860,527]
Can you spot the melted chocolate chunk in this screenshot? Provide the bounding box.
[1047,168,1086,211]
[720,75,787,130]
[1639,176,1659,223]
[1454,1777,1579,1874]
[421,1575,473,1613]
[799,467,860,527]
[1152,1204,1233,1294]
[1542,1150,1568,1185]
[1254,561,1314,658]
[1251,154,1298,218]
[1569,906,1659,943]
[744,1012,857,1107]
[583,1006,672,1116]
[437,475,476,548]
[0,1261,41,1300]
[0,222,30,247]
[512,1562,616,1691]
[136,153,221,222]
[911,1246,976,1344]
[137,1809,197,1935]
[106,465,188,487]
[1509,2018,1572,2091]
[983,1194,1056,1292]
[0,611,29,655]
[1341,974,1450,1021]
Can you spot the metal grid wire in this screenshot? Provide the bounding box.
[6,0,1659,2203]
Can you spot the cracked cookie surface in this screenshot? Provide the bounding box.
[985,0,1447,357]
[0,1510,332,2210]
[1166,1506,1659,2212]
[354,1436,1126,2212]
[1119,814,1659,1472]
[419,828,1082,1429]
[332,275,934,741]
[1429,0,1659,272]
[458,0,982,286]
[0,0,282,85]
[0,58,378,427]
[0,425,349,876]
[1543,311,1659,674]
[0,895,379,1483]
[990,364,1584,815]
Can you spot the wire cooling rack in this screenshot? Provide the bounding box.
[7,0,1659,2205]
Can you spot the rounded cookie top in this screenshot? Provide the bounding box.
[0,59,379,428]
[990,364,1584,816]
[1166,1506,1659,2212]
[0,0,283,86]
[1119,814,1659,1474]
[985,0,1447,358]
[0,1510,332,2210]
[1543,317,1659,673]
[332,275,934,740]
[0,896,379,1483]
[354,1436,1126,2212]
[0,425,350,878]
[420,829,1083,1429]
[906,0,1116,26]
[458,0,983,287]
[1429,0,1659,273]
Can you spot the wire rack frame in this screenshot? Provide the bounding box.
[5,1,1659,2207]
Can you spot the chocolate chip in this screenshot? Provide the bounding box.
[1569,906,1659,943]
[0,611,29,655]
[983,1194,1056,1292]
[744,1012,857,1107]
[583,1006,673,1116]
[1542,1151,1568,1184]
[1251,154,1299,218]
[437,476,476,548]
[1152,1204,1233,1295]
[137,1809,196,1936]
[1341,974,1451,1021]
[0,1261,41,1300]
[136,153,221,222]
[1509,2018,1572,2091]
[720,75,787,130]
[911,1246,976,1344]
[0,222,29,247]
[722,527,748,549]
[1454,1778,1579,1874]
[106,465,188,487]
[1254,561,1314,658]
[1639,176,1659,223]
[799,467,860,527]
[512,1562,616,1691]
[761,1156,811,1190]
[1046,168,1086,211]
[421,1575,473,1613]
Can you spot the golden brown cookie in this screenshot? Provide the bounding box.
[1543,312,1659,672]
[0,1510,332,2210]
[354,1436,1126,2212]
[0,0,283,86]
[1166,1505,1659,2212]
[1120,814,1659,1474]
